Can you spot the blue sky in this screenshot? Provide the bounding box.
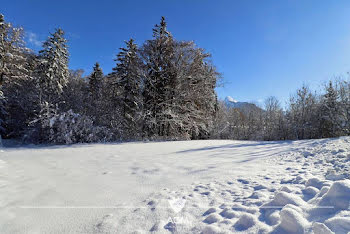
[2,0,350,105]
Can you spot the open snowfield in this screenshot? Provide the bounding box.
[1,137,350,233]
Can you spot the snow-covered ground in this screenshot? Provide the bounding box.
[0,137,350,233]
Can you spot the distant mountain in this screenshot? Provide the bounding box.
[224,96,262,112]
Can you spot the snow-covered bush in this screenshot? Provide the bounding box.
[31,103,114,144]
[0,89,6,135]
[46,109,114,144]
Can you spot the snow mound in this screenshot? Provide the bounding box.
[219,208,237,219]
[261,191,307,208]
[325,170,347,181]
[233,213,257,231]
[318,180,350,210]
[302,186,319,201]
[325,217,350,233]
[203,214,221,224]
[267,210,280,225]
[312,222,333,234]
[201,225,221,234]
[280,186,292,193]
[305,177,324,189]
[276,207,309,233]
[319,186,330,197]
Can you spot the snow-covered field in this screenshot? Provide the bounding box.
[1,137,350,233]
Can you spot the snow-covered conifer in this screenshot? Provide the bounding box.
[320,81,341,138]
[37,28,69,103]
[87,62,104,123]
[89,62,103,100]
[141,16,176,138]
[112,39,143,139]
[0,14,37,138]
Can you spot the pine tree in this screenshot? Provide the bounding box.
[141,16,176,138]
[37,28,69,103]
[0,13,27,85]
[62,69,86,114]
[140,18,219,139]
[0,14,36,138]
[89,63,103,99]
[112,39,143,139]
[87,62,104,122]
[32,28,69,142]
[320,81,341,138]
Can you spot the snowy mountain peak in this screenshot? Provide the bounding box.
[224,96,262,112]
[226,96,238,103]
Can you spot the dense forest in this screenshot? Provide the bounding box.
[0,14,349,144]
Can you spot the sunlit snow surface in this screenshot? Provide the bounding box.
[0,137,349,233]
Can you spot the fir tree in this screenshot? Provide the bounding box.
[112,39,143,139]
[87,62,104,122]
[89,62,103,100]
[0,14,36,138]
[141,16,176,138]
[37,28,69,103]
[33,28,69,142]
[320,81,340,138]
[0,12,30,88]
[62,69,86,114]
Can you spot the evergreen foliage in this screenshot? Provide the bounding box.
[112,39,143,139]
[37,28,69,103]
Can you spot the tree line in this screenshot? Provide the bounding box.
[213,80,350,141]
[0,15,218,143]
[1,13,349,144]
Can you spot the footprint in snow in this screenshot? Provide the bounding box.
[203,207,216,216]
[237,178,250,184]
[201,191,211,196]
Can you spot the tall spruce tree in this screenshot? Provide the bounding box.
[112,39,143,139]
[0,14,29,85]
[87,62,104,122]
[37,28,69,103]
[34,28,69,142]
[141,16,176,138]
[89,62,103,100]
[320,81,340,137]
[0,14,36,138]
[141,18,219,139]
